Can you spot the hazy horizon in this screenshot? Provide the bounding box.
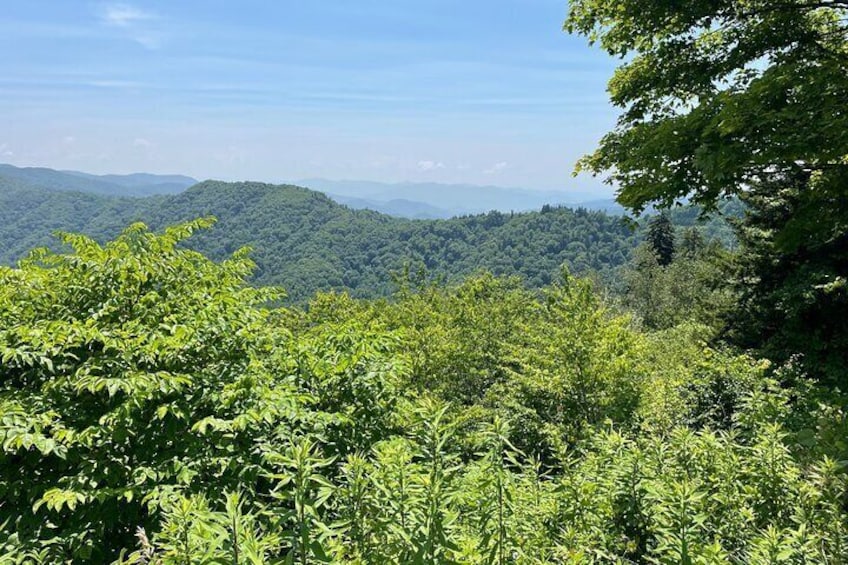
[1,161,615,202]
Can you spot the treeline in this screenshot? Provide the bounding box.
[1,220,845,563]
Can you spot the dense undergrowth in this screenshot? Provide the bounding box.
[1,220,845,563]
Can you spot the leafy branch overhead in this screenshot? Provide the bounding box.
[566,0,848,211]
[567,0,848,387]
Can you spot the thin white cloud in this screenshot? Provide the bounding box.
[97,3,163,49]
[484,161,508,174]
[417,160,445,172]
[100,4,154,27]
[133,137,152,148]
[87,80,147,89]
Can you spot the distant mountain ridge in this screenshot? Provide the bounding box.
[0,169,739,301]
[0,163,197,197]
[62,170,198,195]
[327,193,453,219]
[0,164,618,217]
[297,178,615,217]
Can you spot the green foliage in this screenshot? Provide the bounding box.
[119,492,284,564]
[566,0,848,212]
[566,0,848,390]
[2,221,847,563]
[622,235,735,331]
[3,0,847,560]
[729,172,848,386]
[0,219,294,561]
[507,270,644,450]
[0,178,642,302]
[266,438,337,564]
[647,213,675,267]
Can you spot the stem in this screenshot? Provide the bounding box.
[181,519,191,565]
[299,490,308,565]
[231,510,240,565]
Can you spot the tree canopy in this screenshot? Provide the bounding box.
[1,2,847,561]
[0,177,735,302]
[566,0,848,212]
[567,0,848,385]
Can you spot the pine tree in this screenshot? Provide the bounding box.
[729,172,848,387]
[647,213,675,267]
[679,228,705,259]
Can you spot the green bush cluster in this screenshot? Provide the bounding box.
[1,221,845,563]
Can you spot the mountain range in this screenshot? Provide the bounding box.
[0,164,735,301]
[295,178,621,218]
[0,164,198,197]
[0,165,638,301]
[0,163,621,218]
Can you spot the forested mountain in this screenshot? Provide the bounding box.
[3,0,846,561]
[0,177,640,300]
[0,173,741,302]
[155,182,646,300]
[0,176,159,261]
[2,164,621,218]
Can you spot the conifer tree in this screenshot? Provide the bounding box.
[647,213,675,266]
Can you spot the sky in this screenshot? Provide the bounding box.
[0,0,620,196]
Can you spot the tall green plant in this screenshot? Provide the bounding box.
[265,438,336,565]
[0,220,285,561]
[412,400,461,564]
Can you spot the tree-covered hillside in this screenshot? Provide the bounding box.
[1,0,845,561]
[0,177,159,262]
[1,178,642,301]
[150,181,641,299]
[1,175,740,302]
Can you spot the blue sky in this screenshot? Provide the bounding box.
[0,0,619,195]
